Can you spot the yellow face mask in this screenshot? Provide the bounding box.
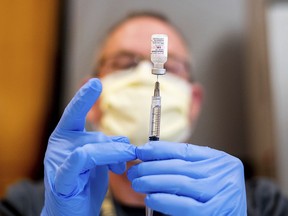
[98,61,193,146]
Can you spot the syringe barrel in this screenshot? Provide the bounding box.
[149,96,161,140]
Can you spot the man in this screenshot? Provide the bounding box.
[40,12,246,216]
[88,12,203,211]
[1,12,286,216]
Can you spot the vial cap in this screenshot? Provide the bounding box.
[152,68,166,75]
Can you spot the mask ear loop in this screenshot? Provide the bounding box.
[85,121,99,132]
[92,70,99,78]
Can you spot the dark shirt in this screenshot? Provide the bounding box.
[246,178,288,216]
[112,198,165,216]
[1,178,288,216]
[0,180,44,216]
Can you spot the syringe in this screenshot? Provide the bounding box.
[146,34,168,216]
[149,34,167,141]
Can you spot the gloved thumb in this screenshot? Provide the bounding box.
[108,135,130,174]
[58,78,102,132]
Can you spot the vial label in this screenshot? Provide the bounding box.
[151,35,168,57]
[151,34,168,74]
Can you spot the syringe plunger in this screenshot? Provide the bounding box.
[149,81,161,141]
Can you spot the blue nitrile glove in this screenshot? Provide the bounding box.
[41,78,136,216]
[128,141,247,216]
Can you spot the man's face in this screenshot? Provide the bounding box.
[88,16,202,132]
[97,16,191,81]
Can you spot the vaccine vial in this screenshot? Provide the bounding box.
[151,34,168,75]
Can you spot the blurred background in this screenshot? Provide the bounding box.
[0,0,287,197]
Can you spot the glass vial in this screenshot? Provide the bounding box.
[151,34,168,75]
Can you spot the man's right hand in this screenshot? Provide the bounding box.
[128,141,247,216]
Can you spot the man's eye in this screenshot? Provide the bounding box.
[165,61,190,80]
[113,59,138,70]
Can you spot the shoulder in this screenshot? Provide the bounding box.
[246,177,288,216]
[1,179,44,216]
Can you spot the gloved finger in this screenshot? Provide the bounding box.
[108,162,126,174]
[108,136,130,173]
[144,174,247,216]
[127,155,234,181]
[136,141,225,162]
[146,187,246,216]
[53,131,113,149]
[61,132,129,149]
[131,175,218,203]
[110,135,130,144]
[54,142,136,195]
[127,159,208,181]
[58,78,102,131]
[145,193,206,216]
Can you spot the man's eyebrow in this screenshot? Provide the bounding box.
[98,50,141,64]
[168,53,189,62]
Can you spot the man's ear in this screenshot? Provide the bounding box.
[189,83,203,124]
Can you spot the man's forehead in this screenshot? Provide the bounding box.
[102,16,189,60]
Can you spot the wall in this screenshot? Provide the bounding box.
[267,2,288,195]
[0,1,58,196]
